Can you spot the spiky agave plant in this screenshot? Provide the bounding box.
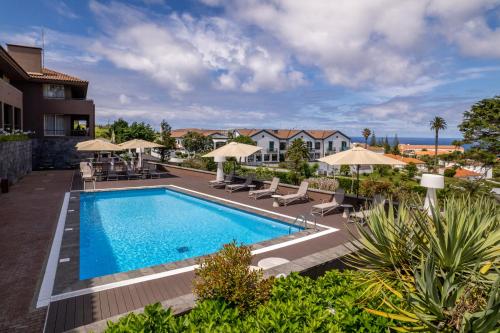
[347,195,500,331]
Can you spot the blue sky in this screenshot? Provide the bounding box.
[1,0,499,137]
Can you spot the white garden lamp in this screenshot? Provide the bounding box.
[214,156,226,182]
[420,173,444,215]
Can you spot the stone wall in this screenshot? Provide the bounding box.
[32,137,92,170]
[0,139,32,184]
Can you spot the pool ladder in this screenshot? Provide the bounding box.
[289,214,316,234]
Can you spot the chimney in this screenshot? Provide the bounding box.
[6,44,43,73]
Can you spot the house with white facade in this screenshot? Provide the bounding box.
[171,128,230,151]
[233,129,351,165]
[170,127,351,165]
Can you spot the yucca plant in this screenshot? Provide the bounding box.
[347,195,500,331]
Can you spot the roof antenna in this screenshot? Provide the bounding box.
[41,28,45,69]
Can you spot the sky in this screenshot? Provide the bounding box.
[1,0,499,137]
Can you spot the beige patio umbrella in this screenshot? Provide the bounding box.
[119,139,164,168]
[75,139,122,151]
[203,142,262,181]
[318,146,404,196]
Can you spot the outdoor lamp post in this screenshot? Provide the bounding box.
[420,173,444,215]
[214,156,226,182]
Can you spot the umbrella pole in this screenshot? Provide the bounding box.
[356,164,360,198]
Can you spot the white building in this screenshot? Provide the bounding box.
[233,129,351,165]
[171,128,229,151]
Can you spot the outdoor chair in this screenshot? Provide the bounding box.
[81,164,96,190]
[249,177,280,199]
[274,181,309,206]
[126,169,141,180]
[349,194,386,223]
[310,188,345,216]
[225,174,256,193]
[209,174,234,188]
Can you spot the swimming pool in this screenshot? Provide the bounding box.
[79,188,301,279]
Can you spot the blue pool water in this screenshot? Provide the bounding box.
[79,188,301,279]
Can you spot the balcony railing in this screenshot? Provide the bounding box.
[267,148,278,153]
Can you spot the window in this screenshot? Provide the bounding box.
[306,141,312,150]
[256,154,262,162]
[269,141,275,151]
[279,142,286,150]
[315,141,320,150]
[14,108,22,130]
[263,154,270,162]
[44,114,66,136]
[43,84,65,99]
[341,141,347,151]
[328,141,333,151]
[271,154,278,162]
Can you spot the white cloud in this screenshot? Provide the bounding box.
[119,94,131,105]
[53,1,79,19]
[361,100,426,121]
[87,2,305,94]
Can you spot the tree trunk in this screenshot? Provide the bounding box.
[365,138,368,148]
[434,129,438,172]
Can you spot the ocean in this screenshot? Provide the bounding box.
[350,136,464,146]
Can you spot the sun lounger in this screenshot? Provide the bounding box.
[349,194,386,223]
[81,165,96,190]
[249,177,279,199]
[225,174,255,193]
[274,181,309,206]
[209,175,234,188]
[127,170,141,180]
[310,188,345,216]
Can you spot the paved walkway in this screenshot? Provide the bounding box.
[0,171,74,332]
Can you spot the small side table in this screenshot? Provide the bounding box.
[271,195,282,207]
[341,204,353,218]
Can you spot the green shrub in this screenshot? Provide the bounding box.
[193,242,274,313]
[444,168,456,177]
[0,133,29,142]
[106,270,398,332]
[359,179,393,198]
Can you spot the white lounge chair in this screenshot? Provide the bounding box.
[274,181,309,206]
[225,174,255,193]
[349,194,386,223]
[81,164,96,190]
[310,188,345,216]
[249,177,279,199]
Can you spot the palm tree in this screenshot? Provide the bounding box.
[430,116,447,170]
[362,128,371,148]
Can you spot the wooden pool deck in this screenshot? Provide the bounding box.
[1,166,362,332]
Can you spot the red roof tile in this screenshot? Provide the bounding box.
[28,68,88,84]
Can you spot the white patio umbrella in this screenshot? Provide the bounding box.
[119,139,164,168]
[318,146,404,196]
[203,142,262,181]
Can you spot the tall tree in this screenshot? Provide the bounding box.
[108,118,129,143]
[286,138,309,173]
[429,116,447,168]
[391,134,400,155]
[369,131,377,147]
[383,136,391,154]
[157,120,176,162]
[458,96,499,157]
[127,122,156,142]
[183,131,213,154]
[362,128,371,148]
